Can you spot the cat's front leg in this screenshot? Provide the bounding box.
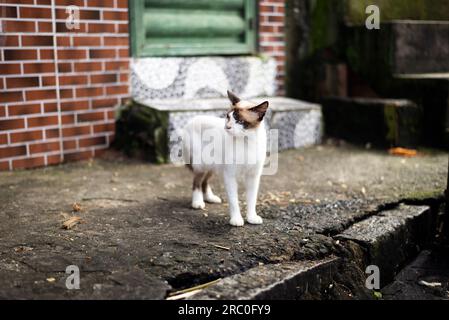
[223,173,244,227]
[245,172,263,225]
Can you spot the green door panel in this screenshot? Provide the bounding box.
[130,0,257,57]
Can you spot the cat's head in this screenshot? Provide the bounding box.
[224,90,269,136]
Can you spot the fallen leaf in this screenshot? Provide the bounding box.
[62,216,83,230]
[72,202,82,212]
[389,147,418,158]
[46,277,56,283]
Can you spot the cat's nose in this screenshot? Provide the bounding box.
[225,124,231,130]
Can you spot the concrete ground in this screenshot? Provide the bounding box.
[0,144,447,299]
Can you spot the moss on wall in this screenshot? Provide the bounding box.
[345,0,449,25]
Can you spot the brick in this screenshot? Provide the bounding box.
[93,122,114,133]
[59,75,88,86]
[0,119,25,131]
[13,157,45,170]
[0,161,10,171]
[62,125,90,137]
[10,130,44,143]
[6,77,39,89]
[91,98,118,109]
[58,63,72,73]
[74,61,103,72]
[56,22,87,33]
[103,11,128,20]
[46,128,60,139]
[61,114,75,125]
[3,20,35,32]
[88,23,115,33]
[0,6,18,18]
[106,85,128,95]
[63,139,77,150]
[64,150,93,162]
[0,64,21,75]
[89,49,116,59]
[73,36,102,46]
[0,106,5,117]
[44,102,58,113]
[103,36,129,46]
[20,7,52,19]
[60,89,73,99]
[0,146,26,158]
[119,73,129,83]
[25,89,57,101]
[22,35,53,46]
[89,0,114,7]
[38,21,53,33]
[55,0,84,6]
[8,103,41,116]
[42,76,56,87]
[76,87,103,98]
[58,49,87,60]
[117,23,128,33]
[40,49,55,60]
[0,91,23,103]
[24,62,55,74]
[0,134,8,145]
[3,35,19,46]
[4,49,38,61]
[56,8,100,20]
[46,154,62,165]
[30,142,60,154]
[91,74,117,84]
[104,61,129,71]
[118,48,129,57]
[77,111,105,122]
[60,100,89,112]
[79,136,106,148]
[27,115,59,128]
[57,36,71,46]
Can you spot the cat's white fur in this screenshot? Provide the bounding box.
[182,97,267,227]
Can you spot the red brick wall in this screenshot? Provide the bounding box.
[0,0,130,170]
[259,0,286,95]
[0,0,285,171]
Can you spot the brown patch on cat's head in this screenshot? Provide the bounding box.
[226,90,269,130]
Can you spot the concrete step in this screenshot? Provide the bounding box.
[183,204,434,299]
[190,257,339,300]
[322,97,421,148]
[117,97,322,163]
[336,204,433,287]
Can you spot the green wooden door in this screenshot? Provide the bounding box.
[129,0,257,57]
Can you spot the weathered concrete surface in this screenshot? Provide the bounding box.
[0,145,447,299]
[336,205,432,286]
[191,257,339,300]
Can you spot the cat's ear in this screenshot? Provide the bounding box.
[249,101,269,121]
[227,90,241,105]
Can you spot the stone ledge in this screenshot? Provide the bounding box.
[336,204,432,286]
[189,257,339,300]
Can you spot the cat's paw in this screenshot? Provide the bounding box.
[247,214,263,225]
[204,193,222,204]
[229,216,245,227]
[192,200,206,210]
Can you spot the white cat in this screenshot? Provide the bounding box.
[182,91,269,227]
